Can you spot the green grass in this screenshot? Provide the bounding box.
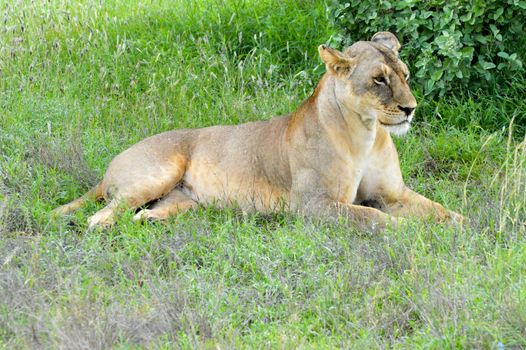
[1,0,525,348]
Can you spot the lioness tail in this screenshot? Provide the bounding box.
[53,181,104,215]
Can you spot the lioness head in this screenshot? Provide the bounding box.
[319,32,417,135]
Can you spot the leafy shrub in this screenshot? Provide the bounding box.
[331,0,525,95]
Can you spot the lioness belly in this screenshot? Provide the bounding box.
[182,160,289,213]
[176,118,291,212]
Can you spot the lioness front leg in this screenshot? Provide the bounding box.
[385,187,466,225]
[296,199,400,232]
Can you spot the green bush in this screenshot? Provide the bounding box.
[331,0,525,95]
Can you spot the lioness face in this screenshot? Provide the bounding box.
[319,32,417,135]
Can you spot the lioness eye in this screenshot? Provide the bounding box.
[374,77,388,86]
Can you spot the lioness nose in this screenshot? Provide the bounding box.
[398,106,415,116]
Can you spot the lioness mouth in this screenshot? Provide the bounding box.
[380,120,409,127]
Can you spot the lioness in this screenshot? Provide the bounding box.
[54,32,465,230]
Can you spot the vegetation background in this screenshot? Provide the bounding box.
[333,0,526,97]
[0,0,525,348]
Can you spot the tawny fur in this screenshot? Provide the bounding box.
[54,32,465,230]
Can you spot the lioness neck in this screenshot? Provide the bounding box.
[286,74,378,156]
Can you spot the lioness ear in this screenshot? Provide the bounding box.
[371,32,401,55]
[318,44,356,78]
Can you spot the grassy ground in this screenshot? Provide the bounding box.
[1,0,525,348]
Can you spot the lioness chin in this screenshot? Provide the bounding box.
[54,31,465,230]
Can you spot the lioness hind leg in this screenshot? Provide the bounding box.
[133,188,197,221]
[84,152,189,228]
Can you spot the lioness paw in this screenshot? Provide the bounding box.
[133,209,161,222]
[446,211,468,227]
[87,210,116,230]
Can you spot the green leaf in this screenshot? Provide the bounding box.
[431,69,444,81]
[421,11,433,19]
[435,35,449,48]
[474,35,488,44]
[480,61,496,70]
[493,7,504,20]
[489,24,499,37]
[460,12,472,22]
[425,78,435,92]
[460,46,475,58]
[497,51,509,59]
[473,6,484,17]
